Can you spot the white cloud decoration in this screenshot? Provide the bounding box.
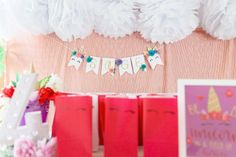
[137,0,200,43]
[200,0,236,40]
[48,0,94,41]
[0,0,26,40]
[93,0,136,38]
[0,0,236,43]
[6,0,52,35]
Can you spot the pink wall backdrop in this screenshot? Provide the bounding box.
[5,29,236,93]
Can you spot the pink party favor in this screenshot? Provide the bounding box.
[142,96,178,157]
[54,95,92,157]
[104,96,138,157]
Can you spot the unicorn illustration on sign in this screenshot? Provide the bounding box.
[183,82,236,157]
[188,87,232,122]
[200,87,231,122]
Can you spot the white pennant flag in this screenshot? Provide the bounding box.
[67,55,83,70]
[86,56,101,74]
[119,57,133,76]
[131,54,146,73]
[147,53,163,69]
[101,58,115,75]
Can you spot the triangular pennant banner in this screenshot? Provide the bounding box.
[67,47,164,76]
[101,58,115,75]
[147,53,163,69]
[119,57,133,76]
[86,56,101,74]
[67,55,83,70]
[131,54,146,73]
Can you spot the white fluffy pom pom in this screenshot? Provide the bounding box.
[200,0,236,40]
[48,0,94,41]
[93,0,136,38]
[5,0,52,35]
[0,0,23,40]
[137,0,200,43]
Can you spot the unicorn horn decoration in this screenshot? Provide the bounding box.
[30,63,36,73]
[207,87,222,113]
[29,63,40,89]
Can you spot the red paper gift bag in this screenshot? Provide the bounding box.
[104,96,138,157]
[142,96,178,157]
[137,95,143,146]
[54,95,92,157]
[137,93,162,146]
[52,92,77,137]
[98,94,116,145]
[98,94,106,145]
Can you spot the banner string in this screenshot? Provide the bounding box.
[46,34,162,59]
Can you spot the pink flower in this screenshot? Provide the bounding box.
[14,138,36,157]
[36,138,57,157]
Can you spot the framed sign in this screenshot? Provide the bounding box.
[178,80,236,157]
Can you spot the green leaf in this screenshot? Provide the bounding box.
[39,75,51,88]
[16,73,20,82]
[11,81,17,87]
